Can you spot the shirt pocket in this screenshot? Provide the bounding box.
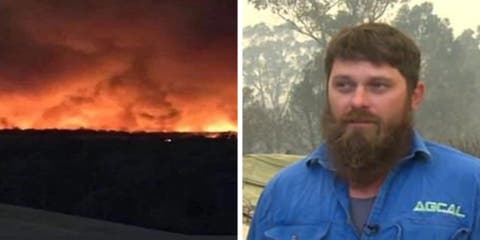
[396,218,470,240]
[264,223,330,240]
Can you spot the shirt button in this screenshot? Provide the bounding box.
[291,234,298,240]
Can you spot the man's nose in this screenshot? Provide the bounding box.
[351,87,369,108]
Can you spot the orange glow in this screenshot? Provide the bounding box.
[0,1,236,133]
[0,91,237,133]
[0,92,237,132]
[0,74,237,132]
[203,121,237,132]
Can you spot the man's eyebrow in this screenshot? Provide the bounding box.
[331,75,354,81]
[369,76,394,82]
[330,75,394,82]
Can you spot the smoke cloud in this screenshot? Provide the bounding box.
[0,0,236,132]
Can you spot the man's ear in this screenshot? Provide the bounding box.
[411,81,425,111]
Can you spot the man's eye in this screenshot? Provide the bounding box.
[369,82,389,91]
[335,82,354,92]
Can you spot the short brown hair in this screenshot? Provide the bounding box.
[324,23,421,92]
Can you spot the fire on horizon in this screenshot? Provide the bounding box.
[0,0,236,132]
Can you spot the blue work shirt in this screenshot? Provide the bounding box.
[247,131,480,239]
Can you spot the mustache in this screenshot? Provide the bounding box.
[340,109,381,124]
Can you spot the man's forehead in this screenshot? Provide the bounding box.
[329,59,403,80]
[332,58,395,68]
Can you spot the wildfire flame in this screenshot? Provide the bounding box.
[0,0,237,133]
[0,87,237,132]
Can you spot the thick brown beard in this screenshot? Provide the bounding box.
[321,102,412,188]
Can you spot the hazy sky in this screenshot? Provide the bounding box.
[0,0,237,132]
[242,0,480,36]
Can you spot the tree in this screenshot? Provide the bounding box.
[243,23,316,110]
[248,0,410,45]
[287,56,325,152]
[243,86,271,153]
[243,23,317,153]
[393,3,480,141]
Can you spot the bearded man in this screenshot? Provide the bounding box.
[247,23,480,239]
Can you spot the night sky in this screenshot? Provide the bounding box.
[0,0,237,132]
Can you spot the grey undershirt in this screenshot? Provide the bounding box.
[349,196,376,235]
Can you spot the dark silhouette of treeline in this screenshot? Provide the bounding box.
[0,129,237,235]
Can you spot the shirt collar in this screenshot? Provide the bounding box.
[305,130,432,170]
